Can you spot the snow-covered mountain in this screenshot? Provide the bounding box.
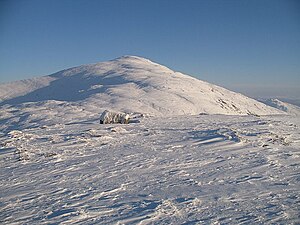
[1,56,299,224]
[0,55,282,116]
[258,98,300,116]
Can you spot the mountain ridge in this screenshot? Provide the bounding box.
[258,98,300,116]
[0,56,283,116]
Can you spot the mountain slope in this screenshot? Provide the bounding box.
[1,57,299,224]
[259,98,300,116]
[0,56,282,116]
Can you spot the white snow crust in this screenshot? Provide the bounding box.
[0,113,299,224]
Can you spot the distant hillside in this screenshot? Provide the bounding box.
[258,98,300,116]
[0,55,282,116]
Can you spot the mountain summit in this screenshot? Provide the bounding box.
[0,56,281,116]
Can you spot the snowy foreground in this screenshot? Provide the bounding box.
[1,114,299,224]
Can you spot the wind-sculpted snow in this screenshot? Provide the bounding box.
[0,56,282,115]
[1,114,299,224]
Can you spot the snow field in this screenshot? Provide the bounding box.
[1,114,299,224]
[0,55,299,224]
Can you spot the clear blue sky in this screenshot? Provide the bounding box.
[0,0,299,99]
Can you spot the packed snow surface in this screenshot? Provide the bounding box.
[0,56,299,224]
[0,113,299,224]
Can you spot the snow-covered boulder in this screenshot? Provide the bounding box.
[100,110,130,124]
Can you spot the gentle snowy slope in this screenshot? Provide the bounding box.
[0,56,282,116]
[259,98,300,116]
[1,114,299,224]
[0,76,55,102]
